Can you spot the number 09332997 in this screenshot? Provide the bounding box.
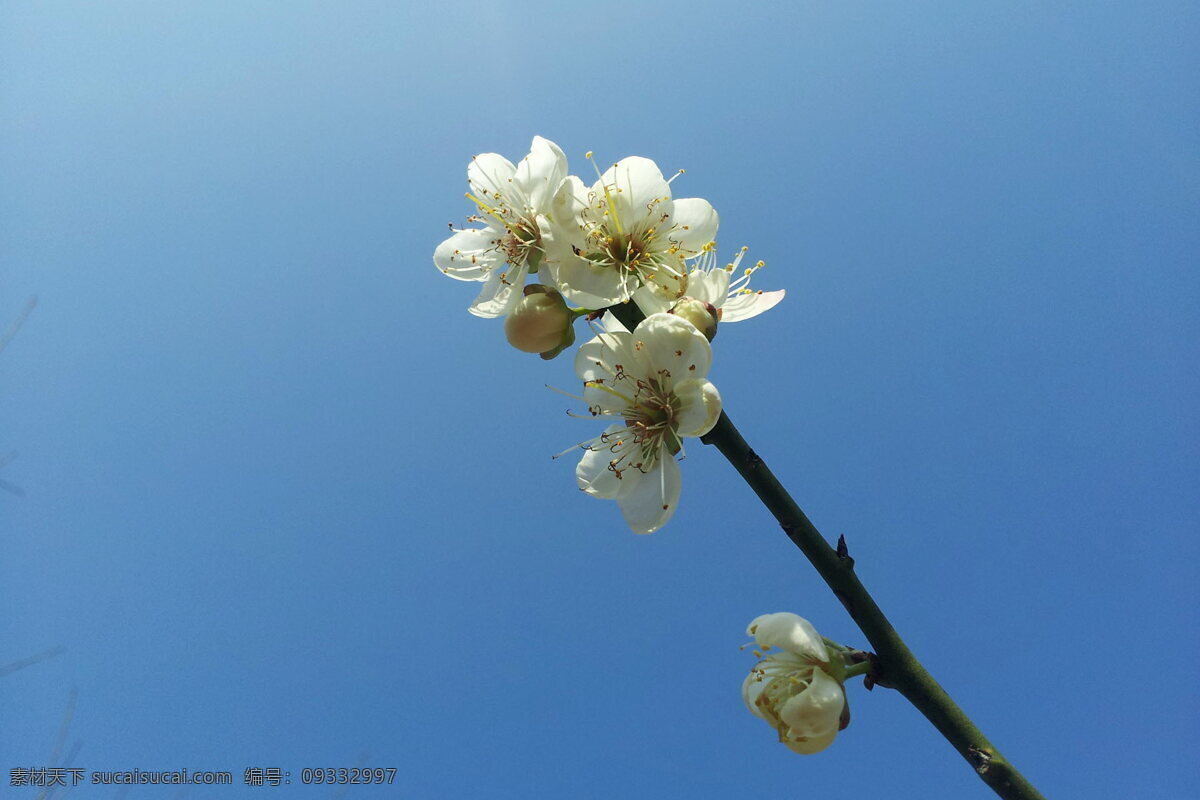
[300,767,397,784]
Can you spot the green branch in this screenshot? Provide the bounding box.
[608,301,1045,800]
[700,411,1046,800]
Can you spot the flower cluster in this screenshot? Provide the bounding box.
[434,136,784,534]
[434,141,856,758]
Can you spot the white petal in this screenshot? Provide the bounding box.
[784,729,837,755]
[576,424,642,500]
[746,613,829,662]
[690,269,729,307]
[617,453,681,534]
[631,284,672,317]
[742,670,768,719]
[547,174,589,231]
[550,257,634,308]
[667,198,719,254]
[779,668,845,739]
[721,289,786,322]
[632,313,712,382]
[636,265,690,309]
[597,156,671,229]
[433,227,503,281]
[671,379,722,437]
[513,136,567,212]
[574,325,634,383]
[468,263,525,318]
[467,152,517,200]
[599,311,630,335]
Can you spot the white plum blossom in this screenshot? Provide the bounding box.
[564,312,722,534]
[634,245,785,322]
[542,154,719,310]
[743,612,848,754]
[434,136,567,318]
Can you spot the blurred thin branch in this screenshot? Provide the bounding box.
[0,295,37,355]
[1,450,25,496]
[0,645,67,678]
[36,688,78,800]
[2,296,36,497]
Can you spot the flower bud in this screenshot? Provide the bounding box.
[668,296,719,341]
[743,612,848,755]
[504,285,574,356]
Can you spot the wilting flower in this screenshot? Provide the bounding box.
[542,155,718,310]
[434,136,567,317]
[563,312,722,534]
[743,612,848,754]
[634,245,784,322]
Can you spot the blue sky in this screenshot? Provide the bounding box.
[2,1,1197,797]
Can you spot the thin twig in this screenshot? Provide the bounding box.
[0,295,37,355]
[0,645,67,678]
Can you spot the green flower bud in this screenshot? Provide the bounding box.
[667,296,719,341]
[505,285,574,357]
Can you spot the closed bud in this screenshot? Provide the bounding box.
[668,296,719,341]
[505,285,574,357]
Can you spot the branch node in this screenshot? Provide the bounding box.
[745,448,762,468]
[863,653,899,691]
[849,650,878,691]
[836,534,855,568]
[967,746,993,775]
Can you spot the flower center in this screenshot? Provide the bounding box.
[624,376,683,457]
[603,231,647,272]
[501,219,542,268]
